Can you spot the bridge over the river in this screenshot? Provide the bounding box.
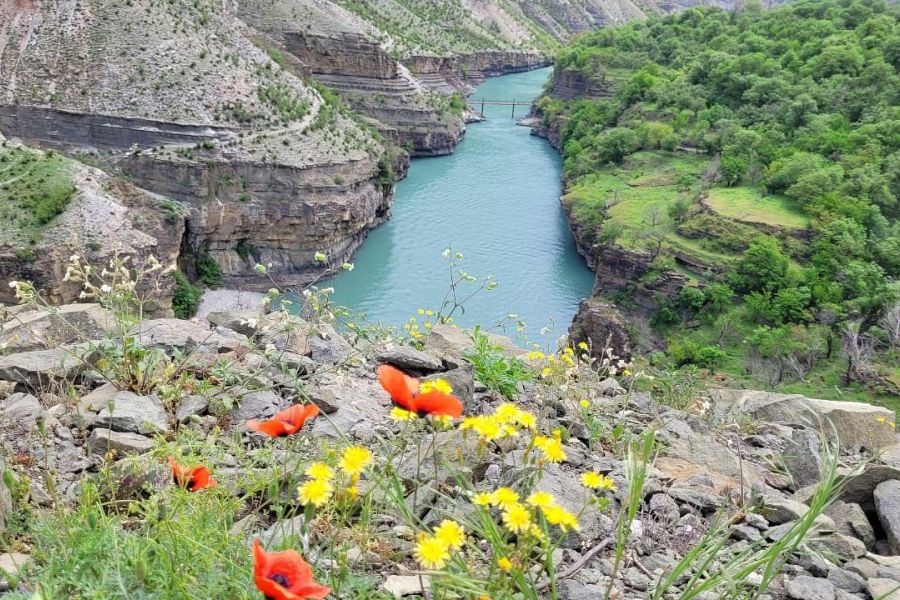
[467,99,534,118]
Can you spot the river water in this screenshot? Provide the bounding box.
[329,67,594,349]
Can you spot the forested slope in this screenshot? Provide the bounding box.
[538,0,900,404]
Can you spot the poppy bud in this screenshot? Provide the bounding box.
[87,512,98,530]
[268,480,280,502]
[2,469,15,493]
[135,558,148,583]
[158,504,168,522]
[36,417,46,437]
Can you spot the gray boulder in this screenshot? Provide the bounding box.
[87,428,154,456]
[786,576,835,600]
[205,310,264,336]
[375,345,443,373]
[875,479,900,555]
[129,319,245,353]
[868,579,900,600]
[826,501,877,550]
[711,389,896,451]
[175,395,209,422]
[0,303,114,354]
[785,429,825,488]
[308,324,351,364]
[827,567,867,594]
[95,391,169,434]
[2,392,43,425]
[424,324,526,366]
[231,389,287,424]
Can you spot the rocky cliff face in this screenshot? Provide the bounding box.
[405,51,551,94]
[237,0,467,157]
[0,0,393,290]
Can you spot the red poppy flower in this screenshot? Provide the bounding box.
[377,364,463,418]
[168,456,216,491]
[247,404,320,437]
[253,538,331,600]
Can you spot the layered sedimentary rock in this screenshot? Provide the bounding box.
[404,51,550,94]
[237,0,467,157]
[0,0,392,289]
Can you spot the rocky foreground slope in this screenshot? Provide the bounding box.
[0,300,898,597]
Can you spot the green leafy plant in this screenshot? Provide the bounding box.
[464,327,532,400]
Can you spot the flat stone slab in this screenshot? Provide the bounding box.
[0,345,88,386]
[382,575,429,598]
[88,428,155,456]
[130,319,246,353]
[375,345,443,373]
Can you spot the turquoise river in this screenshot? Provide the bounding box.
[330,67,594,349]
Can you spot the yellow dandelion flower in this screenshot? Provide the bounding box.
[580,399,590,409]
[564,347,575,356]
[434,520,465,551]
[345,484,359,500]
[534,435,566,463]
[497,557,513,572]
[305,463,335,481]
[526,351,545,360]
[298,478,333,507]
[339,446,373,476]
[577,342,589,350]
[543,504,580,531]
[541,367,552,378]
[415,535,450,570]
[502,503,533,534]
[419,379,453,395]
[493,487,520,509]
[473,492,494,506]
[390,407,419,422]
[516,411,537,429]
[526,491,555,509]
[495,403,521,423]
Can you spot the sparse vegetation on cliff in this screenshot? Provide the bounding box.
[0,146,75,244]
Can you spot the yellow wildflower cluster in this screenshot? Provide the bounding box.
[533,432,566,463]
[580,471,616,492]
[877,416,897,428]
[473,487,580,535]
[297,462,334,508]
[414,519,466,570]
[403,316,426,341]
[461,403,537,443]
[419,378,453,395]
[297,446,373,508]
